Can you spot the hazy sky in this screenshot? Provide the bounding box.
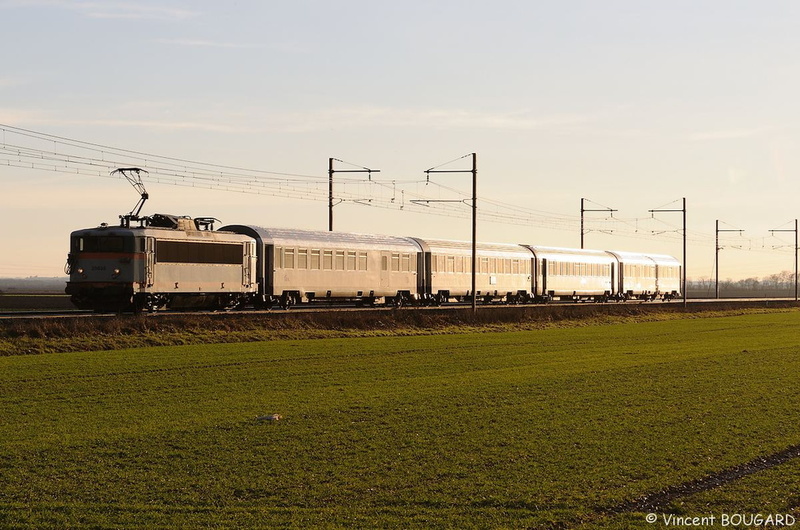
[3,0,800,280]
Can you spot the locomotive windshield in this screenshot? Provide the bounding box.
[72,235,134,253]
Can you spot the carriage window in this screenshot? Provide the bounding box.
[391,253,400,272]
[456,256,464,273]
[347,251,357,271]
[311,249,321,270]
[358,252,368,271]
[335,250,345,271]
[402,253,411,272]
[284,248,295,269]
[382,255,389,271]
[446,255,455,273]
[323,250,333,270]
[298,249,308,269]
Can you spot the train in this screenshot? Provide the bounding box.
[65,213,681,312]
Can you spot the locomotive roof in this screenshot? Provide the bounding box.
[220,225,423,252]
[69,225,254,243]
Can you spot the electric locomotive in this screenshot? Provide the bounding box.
[66,213,257,312]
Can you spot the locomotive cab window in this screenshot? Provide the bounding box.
[73,235,133,253]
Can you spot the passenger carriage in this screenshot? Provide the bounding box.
[525,246,617,302]
[411,238,534,304]
[605,250,681,301]
[605,250,659,300]
[220,226,423,307]
[648,253,682,300]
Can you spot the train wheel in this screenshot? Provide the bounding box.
[280,294,294,310]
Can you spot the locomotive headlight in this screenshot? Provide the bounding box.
[77,268,84,275]
[112,268,121,278]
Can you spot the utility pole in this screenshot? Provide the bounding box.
[424,153,478,313]
[769,219,798,301]
[715,220,744,299]
[580,198,617,249]
[649,198,687,308]
[328,158,380,231]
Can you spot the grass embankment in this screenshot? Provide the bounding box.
[2,311,800,527]
[1,302,797,357]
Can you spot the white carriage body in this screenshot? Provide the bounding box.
[648,253,682,296]
[526,246,616,299]
[605,250,658,298]
[412,238,533,300]
[221,226,422,301]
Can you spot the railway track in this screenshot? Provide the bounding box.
[2,297,798,320]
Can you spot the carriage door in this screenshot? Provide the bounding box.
[611,262,617,297]
[380,251,391,288]
[243,241,255,287]
[145,237,155,287]
[541,258,547,295]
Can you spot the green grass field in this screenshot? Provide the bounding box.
[0,294,74,312]
[2,311,800,528]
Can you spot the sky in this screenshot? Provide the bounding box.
[2,0,800,281]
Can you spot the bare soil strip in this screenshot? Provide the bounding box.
[606,443,800,514]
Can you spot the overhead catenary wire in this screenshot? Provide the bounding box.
[2,122,798,265]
